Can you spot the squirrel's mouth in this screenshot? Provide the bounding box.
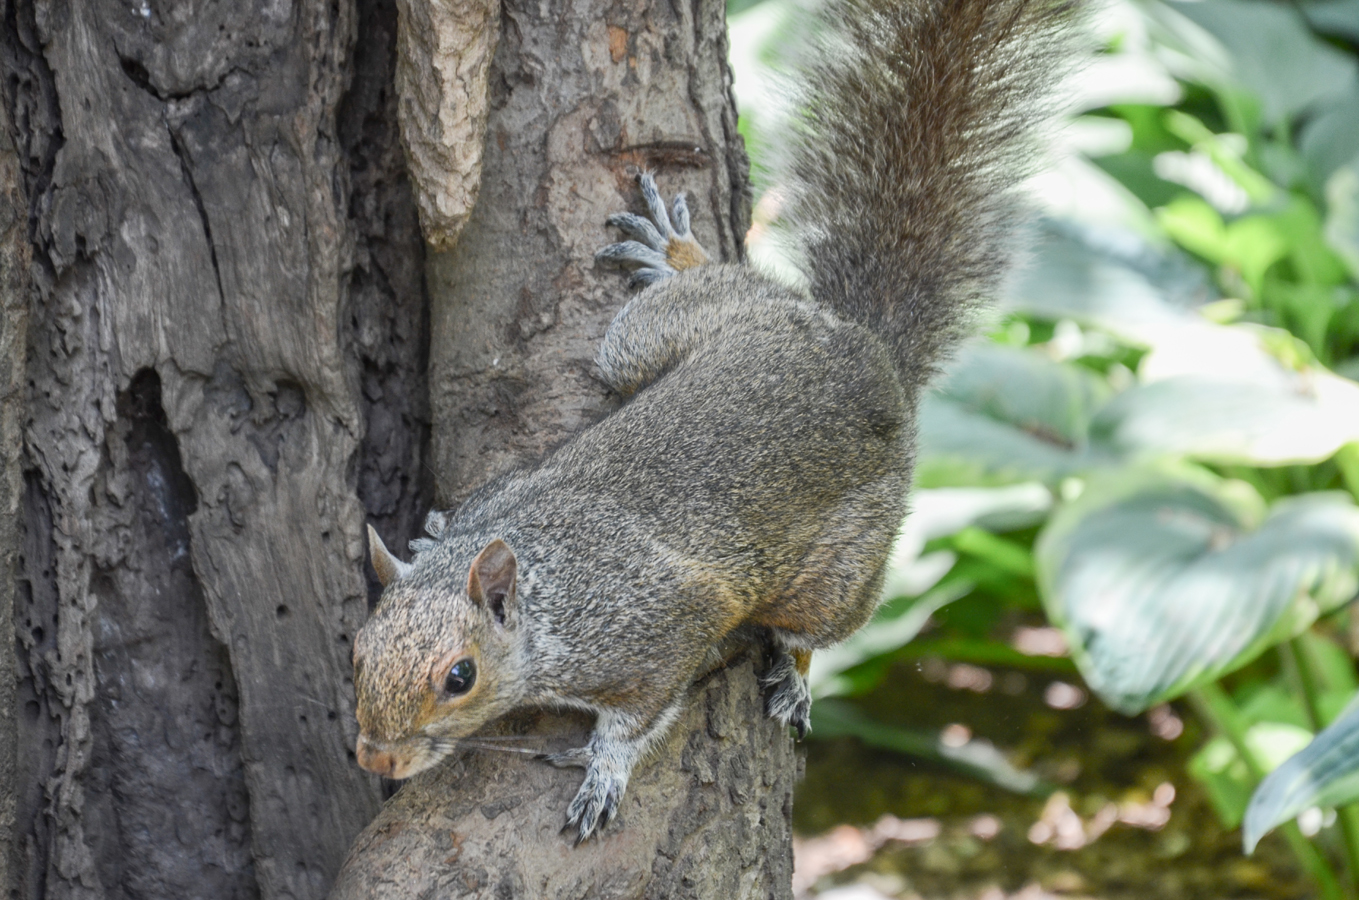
[354,733,441,779]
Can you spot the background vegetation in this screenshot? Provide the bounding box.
[728,0,1359,896]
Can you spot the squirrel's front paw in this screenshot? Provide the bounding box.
[762,651,813,740]
[596,172,709,287]
[565,763,627,844]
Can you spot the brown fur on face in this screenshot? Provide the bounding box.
[352,538,528,777]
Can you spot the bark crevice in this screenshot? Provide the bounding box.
[166,128,226,306]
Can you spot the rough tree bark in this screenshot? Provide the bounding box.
[0,0,796,890]
[0,83,30,898]
[1,0,428,894]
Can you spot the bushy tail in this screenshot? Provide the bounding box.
[782,0,1083,388]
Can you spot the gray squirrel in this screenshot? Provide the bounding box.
[352,0,1083,843]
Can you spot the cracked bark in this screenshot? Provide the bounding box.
[1,0,425,893]
[0,65,29,900]
[1,0,793,889]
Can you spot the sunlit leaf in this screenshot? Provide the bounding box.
[950,528,1036,579]
[1156,196,1291,295]
[1037,469,1359,714]
[1238,682,1314,732]
[1244,699,1359,853]
[1192,723,1316,829]
[1161,111,1277,206]
[1156,195,1234,263]
[1089,371,1359,466]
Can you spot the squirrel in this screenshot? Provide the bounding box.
[351,0,1083,843]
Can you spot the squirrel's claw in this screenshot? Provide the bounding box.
[597,173,710,287]
[565,765,625,843]
[605,212,667,250]
[638,173,675,239]
[762,651,813,740]
[595,240,674,272]
[628,268,673,289]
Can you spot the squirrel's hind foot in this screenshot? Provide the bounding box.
[596,172,709,287]
[762,650,813,739]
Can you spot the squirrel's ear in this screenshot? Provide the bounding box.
[368,524,412,587]
[467,539,517,626]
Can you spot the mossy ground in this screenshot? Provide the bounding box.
[794,659,1321,899]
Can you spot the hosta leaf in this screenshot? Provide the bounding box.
[1244,699,1359,853]
[1166,0,1357,125]
[1192,724,1317,829]
[1089,373,1359,466]
[1037,470,1359,714]
[1006,234,1196,335]
[917,344,1114,485]
[1327,163,1359,282]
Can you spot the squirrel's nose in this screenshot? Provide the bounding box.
[355,734,398,777]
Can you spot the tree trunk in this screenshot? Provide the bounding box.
[0,0,795,890]
[0,80,31,899]
[331,0,798,892]
[1,0,428,893]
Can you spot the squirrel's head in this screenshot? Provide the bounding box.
[350,526,525,779]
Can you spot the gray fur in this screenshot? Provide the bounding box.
[784,0,1083,385]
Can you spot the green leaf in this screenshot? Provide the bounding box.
[809,579,972,698]
[1166,0,1358,126]
[1090,371,1359,467]
[1094,151,1182,210]
[949,527,1035,579]
[1301,97,1359,185]
[1326,163,1359,282]
[1156,196,1293,296]
[1299,632,1359,703]
[1244,698,1359,853]
[1161,111,1278,206]
[1237,681,1313,732]
[809,699,1053,797]
[1191,735,1256,828]
[1192,724,1316,829]
[1037,469,1359,714]
[916,344,1114,485]
[1003,227,1212,346]
[1303,0,1359,44]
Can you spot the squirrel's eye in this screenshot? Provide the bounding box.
[444,659,476,696]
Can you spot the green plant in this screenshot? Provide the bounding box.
[730,0,1359,893]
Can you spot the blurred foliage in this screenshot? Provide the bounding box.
[729,0,1359,893]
